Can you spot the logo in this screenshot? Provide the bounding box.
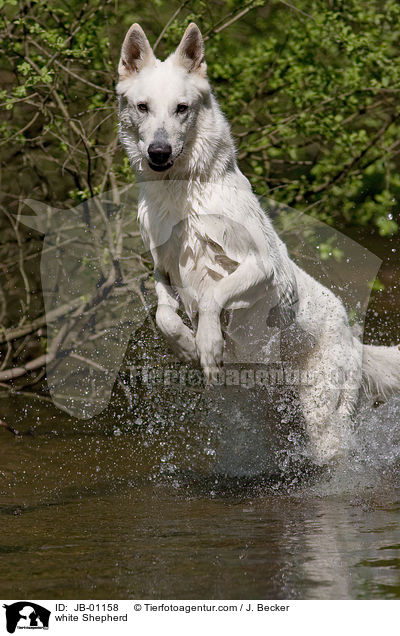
[3,603,51,633]
[19,186,380,418]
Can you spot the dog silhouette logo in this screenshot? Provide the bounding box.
[19,188,380,418]
[3,602,51,633]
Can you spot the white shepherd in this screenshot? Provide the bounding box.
[116,22,400,464]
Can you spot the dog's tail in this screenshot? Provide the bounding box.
[362,343,400,400]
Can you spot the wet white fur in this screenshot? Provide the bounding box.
[117,23,400,464]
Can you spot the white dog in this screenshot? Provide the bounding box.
[117,22,400,464]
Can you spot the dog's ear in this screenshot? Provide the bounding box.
[118,23,155,78]
[174,23,206,75]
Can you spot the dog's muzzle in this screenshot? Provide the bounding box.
[148,141,173,172]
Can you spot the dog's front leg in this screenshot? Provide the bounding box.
[196,255,271,380]
[155,269,199,363]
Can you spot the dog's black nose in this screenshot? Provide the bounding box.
[148,142,172,165]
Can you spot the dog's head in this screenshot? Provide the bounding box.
[116,23,211,175]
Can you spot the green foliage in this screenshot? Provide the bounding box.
[368,277,386,292]
[1,0,399,236]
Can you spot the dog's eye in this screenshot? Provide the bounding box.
[176,103,188,114]
[137,103,148,113]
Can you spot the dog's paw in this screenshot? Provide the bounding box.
[174,326,199,363]
[156,306,198,363]
[195,322,224,383]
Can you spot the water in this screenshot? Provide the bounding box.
[1,385,400,600]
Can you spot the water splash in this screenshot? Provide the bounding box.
[308,396,400,497]
[127,379,400,497]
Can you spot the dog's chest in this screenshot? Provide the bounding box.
[157,218,239,317]
[139,185,242,305]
